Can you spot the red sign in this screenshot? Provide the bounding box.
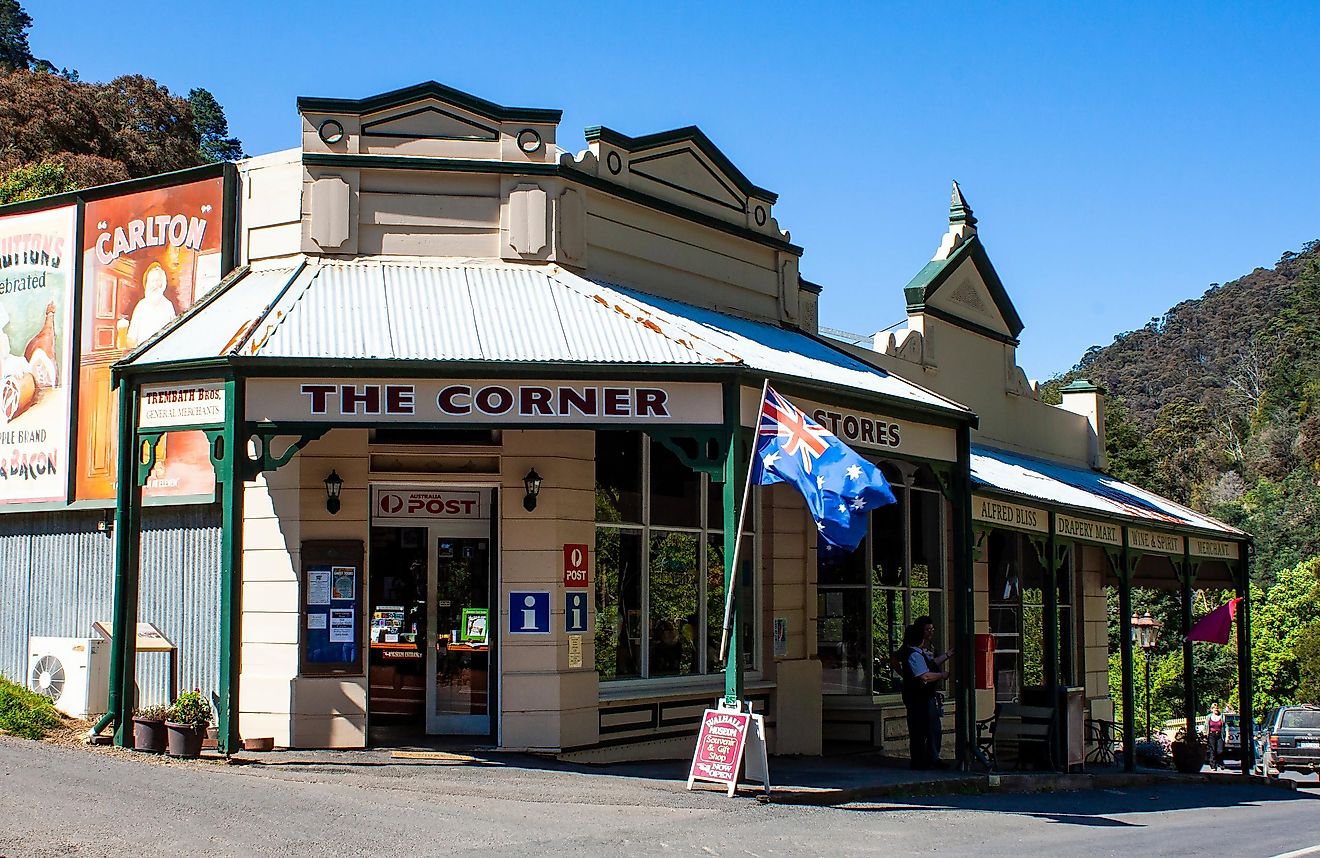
[563,544,589,588]
[688,708,750,793]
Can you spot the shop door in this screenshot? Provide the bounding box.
[427,532,493,735]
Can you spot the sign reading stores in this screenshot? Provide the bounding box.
[246,379,723,425]
[374,488,483,520]
[741,389,958,462]
[972,495,1048,534]
[138,381,225,429]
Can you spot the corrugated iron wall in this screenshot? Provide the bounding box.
[0,504,221,709]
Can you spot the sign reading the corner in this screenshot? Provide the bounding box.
[972,495,1048,534]
[138,381,225,429]
[740,388,956,462]
[1128,528,1184,555]
[246,379,722,425]
[1190,536,1238,560]
[1055,513,1122,547]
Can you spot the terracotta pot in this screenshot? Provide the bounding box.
[132,717,167,754]
[164,722,205,758]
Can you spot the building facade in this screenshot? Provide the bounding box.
[0,81,1250,768]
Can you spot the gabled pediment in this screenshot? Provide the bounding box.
[904,235,1024,341]
[361,104,497,141]
[298,81,562,124]
[586,125,778,212]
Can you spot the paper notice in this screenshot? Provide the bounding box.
[568,634,583,669]
[331,566,355,600]
[308,571,331,606]
[307,613,327,630]
[329,608,354,642]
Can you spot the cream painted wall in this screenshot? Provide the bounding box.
[497,430,599,751]
[237,149,304,265]
[765,482,822,755]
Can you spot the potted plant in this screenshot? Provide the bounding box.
[132,704,171,753]
[165,689,212,758]
[1170,726,1206,774]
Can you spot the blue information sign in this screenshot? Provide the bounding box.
[565,591,589,633]
[509,591,551,634]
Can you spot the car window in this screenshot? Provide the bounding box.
[1281,709,1320,730]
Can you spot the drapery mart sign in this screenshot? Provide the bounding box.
[247,379,723,425]
[138,381,225,429]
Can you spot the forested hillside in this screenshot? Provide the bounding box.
[1049,242,1320,726]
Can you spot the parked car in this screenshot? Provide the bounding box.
[1254,705,1320,778]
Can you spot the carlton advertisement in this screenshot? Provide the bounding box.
[76,178,225,501]
[0,205,77,504]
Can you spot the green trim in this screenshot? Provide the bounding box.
[296,81,562,124]
[1060,379,1105,394]
[0,162,228,218]
[901,235,1025,339]
[584,125,778,202]
[720,382,744,704]
[217,374,245,756]
[297,151,803,255]
[798,277,823,295]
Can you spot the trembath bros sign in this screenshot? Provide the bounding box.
[138,381,225,429]
[246,379,724,425]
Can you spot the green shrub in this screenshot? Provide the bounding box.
[168,689,212,727]
[0,677,63,739]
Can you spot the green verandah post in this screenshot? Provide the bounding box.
[107,378,144,746]
[721,381,750,704]
[1118,534,1136,772]
[216,374,246,755]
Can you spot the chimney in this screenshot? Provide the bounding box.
[1059,379,1107,470]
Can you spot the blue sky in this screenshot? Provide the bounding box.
[30,1,1320,379]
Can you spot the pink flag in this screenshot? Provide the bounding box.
[1185,598,1241,645]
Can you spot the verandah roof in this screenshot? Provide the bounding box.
[124,259,972,419]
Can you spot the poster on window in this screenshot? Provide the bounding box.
[75,177,227,501]
[0,205,76,504]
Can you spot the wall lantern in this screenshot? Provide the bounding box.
[324,470,344,515]
[522,468,542,512]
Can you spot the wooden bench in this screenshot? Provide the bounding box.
[988,703,1055,771]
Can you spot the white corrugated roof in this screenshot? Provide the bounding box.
[124,260,969,416]
[972,444,1243,537]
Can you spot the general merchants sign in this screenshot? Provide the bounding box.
[138,381,225,429]
[247,379,723,425]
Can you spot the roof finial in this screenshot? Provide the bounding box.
[950,180,977,228]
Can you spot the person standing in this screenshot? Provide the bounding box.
[915,615,953,766]
[1206,702,1226,771]
[900,622,949,770]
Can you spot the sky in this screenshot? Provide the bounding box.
[28,1,1320,379]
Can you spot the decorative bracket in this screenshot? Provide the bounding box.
[135,431,164,487]
[651,430,731,479]
[242,429,330,481]
[972,526,990,562]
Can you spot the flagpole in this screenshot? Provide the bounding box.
[718,378,769,666]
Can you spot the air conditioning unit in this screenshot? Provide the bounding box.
[27,637,110,719]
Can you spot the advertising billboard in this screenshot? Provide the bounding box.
[76,177,226,501]
[0,205,77,504]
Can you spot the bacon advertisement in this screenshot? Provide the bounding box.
[76,178,226,501]
[0,205,76,503]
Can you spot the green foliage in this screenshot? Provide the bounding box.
[168,689,212,727]
[0,157,72,203]
[188,87,245,162]
[133,704,171,721]
[1251,558,1320,712]
[0,676,62,739]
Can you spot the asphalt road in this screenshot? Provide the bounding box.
[2,737,1318,858]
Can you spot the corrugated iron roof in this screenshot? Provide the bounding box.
[125,260,970,416]
[971,444,1244,537]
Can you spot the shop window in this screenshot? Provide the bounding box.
[595,431,757,681]
[818,463,948,696]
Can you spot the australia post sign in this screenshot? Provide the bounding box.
[373,487,483,521]
[245,379,723,425]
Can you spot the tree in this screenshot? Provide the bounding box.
[0,158,72,203]
[188,88,245,163]
[0,0,35,71]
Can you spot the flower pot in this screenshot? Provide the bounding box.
[164,722,205,758]
[1171,740,1206,774]
[132,718,167,754]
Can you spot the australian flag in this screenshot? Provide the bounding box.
[754,385,896,550]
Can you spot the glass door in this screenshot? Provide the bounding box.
[427,535,492,735]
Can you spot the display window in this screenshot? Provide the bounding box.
[594,431,756,681]
[817,461,947,696]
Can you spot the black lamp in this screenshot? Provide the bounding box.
[523,468,542,512]
[324,469,344,515]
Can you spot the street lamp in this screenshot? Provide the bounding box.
[1132,612,1162,740]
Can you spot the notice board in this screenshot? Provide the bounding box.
[300,540,364,676]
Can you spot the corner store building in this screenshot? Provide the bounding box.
[0,81,1251,765]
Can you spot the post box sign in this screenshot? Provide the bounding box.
[972,495,1048,534]
[246,378,724,425]
[373,488,483,521]
[1127,528,1184,555]
[563,543,589,588]
[138,381,225,429]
